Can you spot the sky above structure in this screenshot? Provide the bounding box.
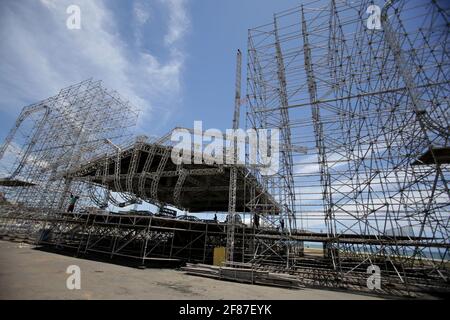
[0,0,301,141]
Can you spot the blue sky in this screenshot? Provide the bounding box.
[0,0,300,142]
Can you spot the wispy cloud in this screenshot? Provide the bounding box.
[0,0,191,133]
[133,1,151,25]
[162,0,190,46]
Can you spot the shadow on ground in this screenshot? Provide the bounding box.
[33,245,185,269]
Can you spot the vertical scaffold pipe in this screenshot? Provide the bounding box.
[226,49,242,264]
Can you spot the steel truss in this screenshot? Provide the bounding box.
[0,1,448,296]
[0,79,138,211]
[245,0,449,293]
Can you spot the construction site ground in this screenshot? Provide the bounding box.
[0,240,382,300]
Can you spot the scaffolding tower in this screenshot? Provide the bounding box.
[0,0,448,296]
[246,0,449,288]
[0,79,139,212]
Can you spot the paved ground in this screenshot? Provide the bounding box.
[0,240,382,300]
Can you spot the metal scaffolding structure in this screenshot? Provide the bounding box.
[226,49,243,263]
[0,0,449,297]
[245,0,449,291]
[0,79,138,212]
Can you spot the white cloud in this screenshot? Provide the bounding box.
[133,1,151,25]
[0,0,190,132]
[162,0,190,46]
[39,0,57,9]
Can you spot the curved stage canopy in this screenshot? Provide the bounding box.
[65,142,281,213]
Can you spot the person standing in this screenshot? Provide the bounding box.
[67,194,79,212]
[254,213,260,229]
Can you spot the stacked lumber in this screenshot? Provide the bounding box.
[181,263,304,289]
[0,233,36,244]
[182,263,220,279]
